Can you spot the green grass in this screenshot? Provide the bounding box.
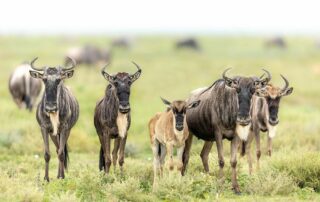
[0,35,320,201]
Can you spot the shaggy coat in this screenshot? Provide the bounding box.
[9,63,42,111]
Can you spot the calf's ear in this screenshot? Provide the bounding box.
[161,97,171,107]
[61,70,74,79]
[187,100,200,109]
[29,70,43,79]
[281,87,293,96]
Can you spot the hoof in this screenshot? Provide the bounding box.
[232,187,241,195]
[44,177,50,182]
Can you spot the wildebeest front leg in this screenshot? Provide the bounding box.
[215,133,225,179]
[181,134,193,175]
[245,131,254,175]
[152,139,161,190]
[41,127,50,182]
[112,138,120,170]
[118,136,127,173]
[166,143,174,171]
[103,132,112,173]
[200,141,213,173]
[177,145,185,172]
[254,130,261,170]
[267,136,272,156]
[57,129,69,179]
[230,136,240,194]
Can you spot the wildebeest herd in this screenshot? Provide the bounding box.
[7,38,294,195]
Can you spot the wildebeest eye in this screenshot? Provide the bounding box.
[114,82,119,87]
[128,80,132,85]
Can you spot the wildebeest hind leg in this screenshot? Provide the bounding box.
[57,131,69,179]
[200,141,213,173]
[103,133,112,174]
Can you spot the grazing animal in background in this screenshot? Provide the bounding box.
[9,63,42,111]
[176,38,201,51]
[111,37,132,49]
[94,62,142,174]
[242,75,293,174]
[65,45,111,66]
[182,69,271,194]
[265,37,287,49]
[149,98,200,189]
[29,57,79,181]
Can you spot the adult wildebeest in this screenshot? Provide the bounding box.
[176,38,201,51]
[29,57,79,181]
[65,45,111,66]
[182,69,271,194]
[265,37,287,49]
[111,37,132,49]
[94,62,142,174]
[242,75,293,174]
[9,63,42,111]
[149,98,200,189]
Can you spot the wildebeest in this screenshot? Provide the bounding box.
[265,37,287,49]
[94,62,142,174]
[111,37,132,49]
[242,75,293,174]
[29,57,79,181]
[9,63,42,111]
[176,38,201,51]
[148,98,200,189]
[182,69,271,193]
[65,45,111,66]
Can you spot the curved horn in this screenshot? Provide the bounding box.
[101,63,110,75]
[260,69,271,83]
[130,61,142,82]
[132,61,141,72]
[30,57,44,71]
[222,68,232,81]
[64,57,76,71]
[280,74,289,91]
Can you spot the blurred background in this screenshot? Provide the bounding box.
[1,0,320,201]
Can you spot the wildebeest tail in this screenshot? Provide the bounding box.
[64,143,69,170]
[23,74,32,110]
[99,146,105,171]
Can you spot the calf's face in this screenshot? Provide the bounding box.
[161,98,200,132]
[255,75,293,125]
[29,57,76,113]
[101,62,141,114]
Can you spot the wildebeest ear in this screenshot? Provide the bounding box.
[102,71,115,83]
[281,87,293,96]
[29,70,43,79]
[161,97,171,107]
[187,100,200,109]
[61,70,74,79]
[129,69,142,83]
[255,80,268,89]
[225,79,238,89]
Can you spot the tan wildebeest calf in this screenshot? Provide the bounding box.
[149,98,200,189]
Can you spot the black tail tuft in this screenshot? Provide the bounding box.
[240,141,246,157]
[64,144,69,170]
[99,146,105,171]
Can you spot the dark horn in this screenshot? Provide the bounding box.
[64,57,76,71]
[30,57,44,71]
[132,61,141,72]
[222,68,232,81]
[261,69,271,82]
[101,63,113,77]
[280,74,289,91]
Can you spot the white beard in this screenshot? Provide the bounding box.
[117,112,128,138]
[236,123,251,141]
[49,112,59,136]
[267,124,277,138]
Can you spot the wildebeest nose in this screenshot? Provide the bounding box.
[45,103,58,113]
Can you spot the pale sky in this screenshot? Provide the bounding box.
[0,0,319,35]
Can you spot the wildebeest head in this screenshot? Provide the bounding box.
[29,57,76,113]
[255,75,293,126]
[223,68,271,126]
[161,98,200,132]
[101,62,142,114]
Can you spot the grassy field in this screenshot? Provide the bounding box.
[0,35,320,201]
